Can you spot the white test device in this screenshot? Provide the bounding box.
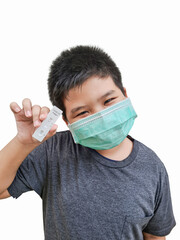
[32,106,62,142]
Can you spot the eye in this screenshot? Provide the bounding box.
[104,98,115,105]
[76,111,88,117]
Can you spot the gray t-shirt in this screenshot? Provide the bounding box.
[8,131,176,240]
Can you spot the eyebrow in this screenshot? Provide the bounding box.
[70,90,116,115]
[97,90,115,101]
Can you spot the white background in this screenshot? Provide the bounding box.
[0,1,179,239]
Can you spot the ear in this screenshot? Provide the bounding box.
[62,115,68,126]
[123,87,128,97]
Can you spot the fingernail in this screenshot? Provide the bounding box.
[34,120,41,127]
[15,107,21,113]
[26,111,32,117]
[40,114,45,120]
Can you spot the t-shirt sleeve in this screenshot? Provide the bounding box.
[8,141,48,199]
[143,166,176,236]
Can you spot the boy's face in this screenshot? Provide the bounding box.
[63,75,127,124]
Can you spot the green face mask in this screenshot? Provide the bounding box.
[68,98,137,150]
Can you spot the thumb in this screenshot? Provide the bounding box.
[43,124,58,141]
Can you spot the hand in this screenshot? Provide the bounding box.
[10,98,58,145]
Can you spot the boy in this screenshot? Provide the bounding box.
[0,46,176,239]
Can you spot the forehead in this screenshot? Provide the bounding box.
[65,75,120,102]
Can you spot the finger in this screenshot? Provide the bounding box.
[49,124,58,133]
[10,102,21,114]
[39,106,50,121]
[44,124,58,141]
[32,105,41,127]
[22,98,32,117]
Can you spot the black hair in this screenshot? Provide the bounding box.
[47,45,125,121]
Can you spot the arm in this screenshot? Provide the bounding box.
[143,232,165,240]
[0,136,39,195]
[0,98,58,197]
[0,190,11,199]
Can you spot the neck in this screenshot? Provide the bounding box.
[96,137,133,161]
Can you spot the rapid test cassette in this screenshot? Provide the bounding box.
[32,106,62,142]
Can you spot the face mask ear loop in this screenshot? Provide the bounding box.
[67,120,71,127]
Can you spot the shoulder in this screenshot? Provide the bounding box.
[26,130,75,161]
[44,130,87,158]
[46,130,73,145]
[45,130,75,150]
[134,138,167,176]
